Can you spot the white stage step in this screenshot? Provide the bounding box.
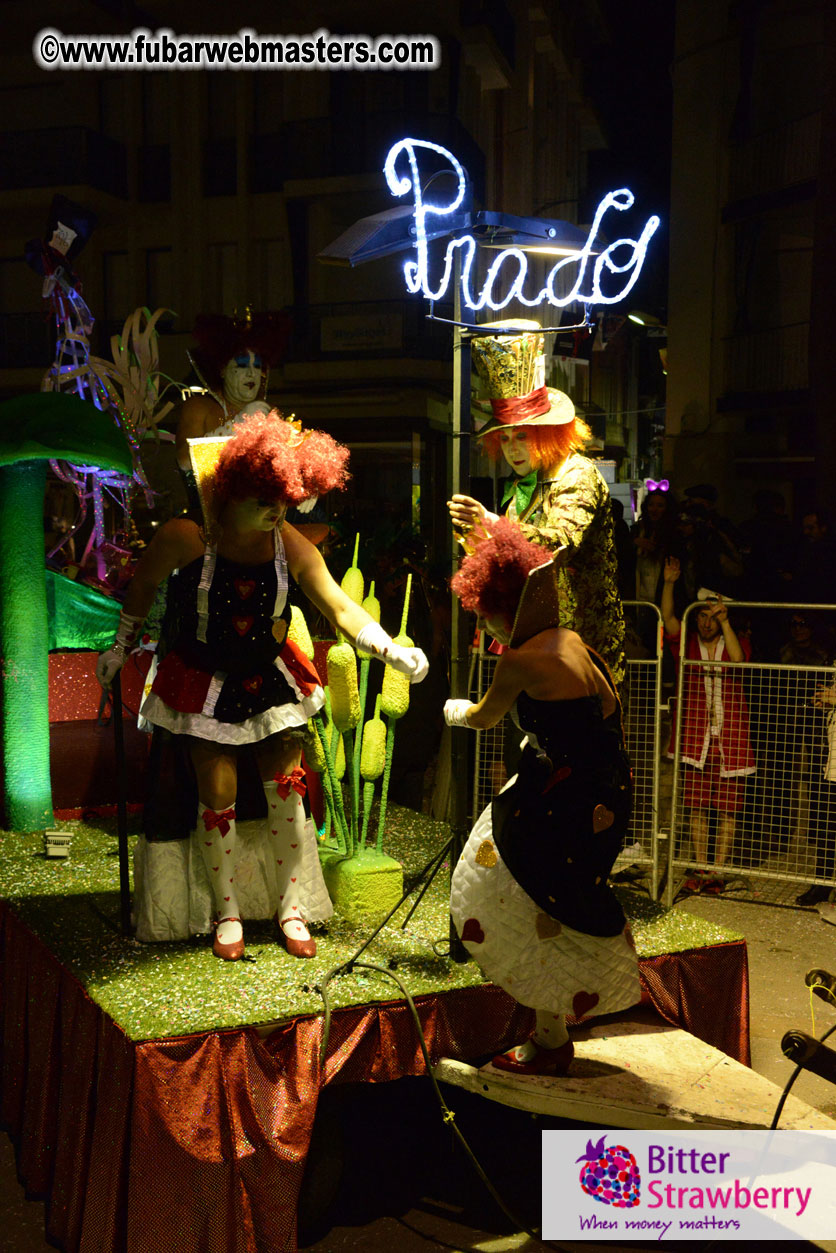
[432,1011,836,1131]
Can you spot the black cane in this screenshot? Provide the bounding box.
[111,670,132,935]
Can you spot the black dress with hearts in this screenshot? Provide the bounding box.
[140,530,324,745]
[449,651,640,1018]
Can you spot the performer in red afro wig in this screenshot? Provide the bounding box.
[451,516,548,622]
[213,411,350,513]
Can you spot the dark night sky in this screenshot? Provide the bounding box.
[579,1,676,316]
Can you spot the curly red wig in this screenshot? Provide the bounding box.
[481,416,591,470]
[451,516,550,619]
[213,411,350,512]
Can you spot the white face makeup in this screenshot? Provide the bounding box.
[477,613,513,646]
[498,427,533,476]
[221,351,264,409]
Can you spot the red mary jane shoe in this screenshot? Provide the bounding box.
[490,1038,574,1077]
[275,913,316,959]
[213,917,245,961]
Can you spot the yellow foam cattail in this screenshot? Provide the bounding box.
[287,605,314,659]
[361,581,380,623]
[340,533,364,605]
[335,731,346,779]
[360,696,386,782]
[357,581,380,659]
[379,573,414,722]
[304,717,326,772]
[326,640,361,732]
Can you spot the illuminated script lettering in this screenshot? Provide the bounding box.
[383,137,660,312]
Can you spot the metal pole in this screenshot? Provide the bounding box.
[111,670,132,935]
[448,257,471,963]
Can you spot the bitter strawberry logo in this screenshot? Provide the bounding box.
[577,1136,641,1207]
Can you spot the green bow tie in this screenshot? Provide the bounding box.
[501,470,538,516]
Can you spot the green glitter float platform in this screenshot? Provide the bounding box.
[0,806,743,1044]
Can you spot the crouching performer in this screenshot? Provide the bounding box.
[445,518,640,1073]
[97,413,428,961]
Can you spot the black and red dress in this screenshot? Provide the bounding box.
[140,528,324,744]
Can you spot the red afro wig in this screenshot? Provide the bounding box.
[213,411,350,512]
[191,312,291,388]
[451,516,551,619]
[481,415,591,470]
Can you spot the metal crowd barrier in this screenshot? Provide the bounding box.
[664,601,836,908]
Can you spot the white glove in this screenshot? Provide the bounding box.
[96,610,145,688]
[444,699,472,728]
[387,643,429,684]
[354,622,429,685]
[295,495,319,515]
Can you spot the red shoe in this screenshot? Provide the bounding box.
[213,917,245,961]
[490,1038,574,1076]
[276,913,316,959]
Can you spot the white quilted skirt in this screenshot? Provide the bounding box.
[133,817,333,942]
[450,800,641,1019]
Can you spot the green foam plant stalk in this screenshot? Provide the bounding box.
[376,573,413,852]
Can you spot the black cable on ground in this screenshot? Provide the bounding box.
[770,1020,836,1130]
[311,841,568,1248]
[318,959,559,1249]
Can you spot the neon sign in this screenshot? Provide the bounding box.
[383,138,660,313]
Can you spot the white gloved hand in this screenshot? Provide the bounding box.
[444,699,472,728]
[96,610,145,688]
[295,495,319,515]
[386,644,429,684]
[355,622,429,684]
[96,645,128,688]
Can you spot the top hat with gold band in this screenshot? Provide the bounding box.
[509,546,568,647]
[471,320,575,437]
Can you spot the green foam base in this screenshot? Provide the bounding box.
[320,846,404,925]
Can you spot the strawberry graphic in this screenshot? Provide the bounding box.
[577,1136,640,1208]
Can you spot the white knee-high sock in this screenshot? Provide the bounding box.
[197,802,242,945]
[533,1011,569,1049]
[263,769,310,942]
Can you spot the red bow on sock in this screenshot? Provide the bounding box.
[273,767,307,801]
[202,807,235,836]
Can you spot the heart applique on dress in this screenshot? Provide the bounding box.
[535,912,562,940]
[592,804,615,832]
[234,578,256,599]
[242,675,263,694]
[572,990,600,1018]
[475,840,497,868]
[461,918,485,944]
[233,617,254,637]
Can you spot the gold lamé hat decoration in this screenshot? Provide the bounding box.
[471,319,544,400]
[471,318,575,436]
[509,546,568,647]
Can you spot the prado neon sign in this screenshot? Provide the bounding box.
[383,138,660,313]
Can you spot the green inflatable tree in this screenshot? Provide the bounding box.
[0,393,133,832]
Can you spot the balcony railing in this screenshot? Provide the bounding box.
[0,127,128,198]
[722,321,809,396]
[727,112,820,207]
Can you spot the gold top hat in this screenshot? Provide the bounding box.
[509,547,567,646]
[471,319,575,436]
